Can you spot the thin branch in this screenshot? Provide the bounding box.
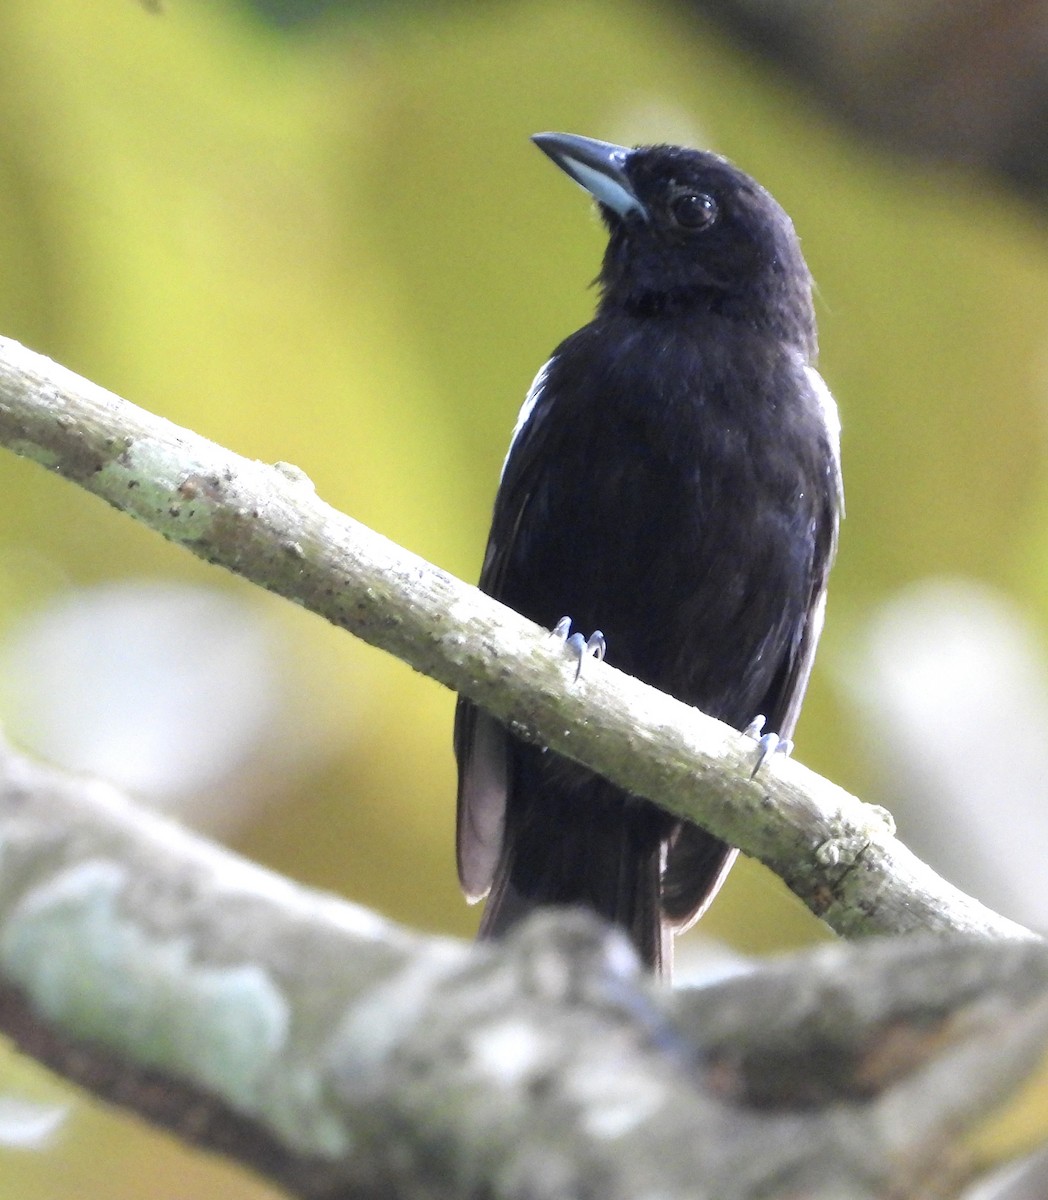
[0,333,1033,941]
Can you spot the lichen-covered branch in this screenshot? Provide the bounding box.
[0,334,1033,942]
[0,735,1047,1199]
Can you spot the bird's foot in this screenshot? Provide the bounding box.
[551,616,606,681]
[744,715,793,779]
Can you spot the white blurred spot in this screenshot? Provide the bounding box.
[573,1060,665,1140]
[0,581,284,824]
[0,1096,67,1149]
[471,1019,543,1087]
[843,578,1048,926]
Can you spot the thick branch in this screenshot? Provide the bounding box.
[0,334,1032,941]
[0,736,1047,1198]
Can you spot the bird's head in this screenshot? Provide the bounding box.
[532,132,815,354]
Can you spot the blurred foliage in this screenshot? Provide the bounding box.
[0,0,1046,1195]
[233,0,382,27]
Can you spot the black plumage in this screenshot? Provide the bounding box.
[454,133,842,975]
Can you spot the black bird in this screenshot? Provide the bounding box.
[454,132,842,975]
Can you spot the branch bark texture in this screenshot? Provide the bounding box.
[1,735,1047,1199]
[0,334,1033,943]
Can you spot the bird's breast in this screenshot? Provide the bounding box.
[498,318,836,715]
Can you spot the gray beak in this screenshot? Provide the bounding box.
[532,132,648,221]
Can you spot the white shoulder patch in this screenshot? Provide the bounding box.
[805,364,845,511]
[804,365,840,451]
[501,358,553,480]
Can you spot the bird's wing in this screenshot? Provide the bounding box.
[662,365,842,930]
[454,360,556,900]
[660,567,832,930]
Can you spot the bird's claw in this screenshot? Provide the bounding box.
[744,715,793,778]
[569,631,607,681]
[551,616,606,681]
[550,616,573,642]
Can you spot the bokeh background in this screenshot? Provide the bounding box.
[1,0,1048,1196]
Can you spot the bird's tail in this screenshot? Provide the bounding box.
[477,765,673,975]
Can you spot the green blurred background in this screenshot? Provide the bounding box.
[1,0,1048,1195]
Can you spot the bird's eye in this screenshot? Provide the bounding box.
[670,191,717,230]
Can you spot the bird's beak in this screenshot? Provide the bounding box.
[532,132,648,221]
